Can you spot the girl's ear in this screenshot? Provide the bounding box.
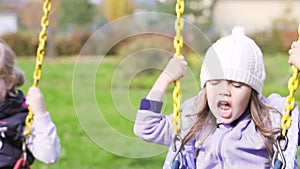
[5,75,15,90]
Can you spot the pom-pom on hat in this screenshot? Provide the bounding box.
[200,26,266,93]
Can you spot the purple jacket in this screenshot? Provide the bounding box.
[134,93,299,169]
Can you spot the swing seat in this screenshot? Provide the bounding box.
[273,160,283,169]
[171,160,187,169]
[171,160,180,169]
[13,158,30,169]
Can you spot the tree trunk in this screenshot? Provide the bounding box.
[46,25,56,58]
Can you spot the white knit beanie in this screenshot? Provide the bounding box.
[200,26,266,93]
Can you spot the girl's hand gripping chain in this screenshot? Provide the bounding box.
[163,55,188,84]
[288,41,300,70]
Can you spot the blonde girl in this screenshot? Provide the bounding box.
[0,40,60,168]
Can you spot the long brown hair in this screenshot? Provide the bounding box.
[182,89,280,158]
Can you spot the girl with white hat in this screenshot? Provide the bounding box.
[134,26,299,169]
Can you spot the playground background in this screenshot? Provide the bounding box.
[18,54,300,169]
[1,0,300,168]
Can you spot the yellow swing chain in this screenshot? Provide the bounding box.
[281,24,300,137]
[24,0,52,137]
[272,25,300,169]
[173,0,185,139]
[170,1,185,167]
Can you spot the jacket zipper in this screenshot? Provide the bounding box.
[216,126,232,169]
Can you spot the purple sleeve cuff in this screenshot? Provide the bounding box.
[298,113,300,146]
[139,98,163,113]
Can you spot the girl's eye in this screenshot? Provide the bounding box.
[209,80,220,85]
[231,82,243,88]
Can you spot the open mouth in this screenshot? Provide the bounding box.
[217,100,232,118]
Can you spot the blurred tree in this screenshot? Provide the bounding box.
[155,1,175,14]
[102,0,135,21]
[17,0,60,57]
[18,0,60,31]
[58,0,96,30]
[138,0,218,31]
[184,0,218,29]
[47,0,60,57]
[18,1,43,30]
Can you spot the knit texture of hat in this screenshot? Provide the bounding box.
[200,26,266,93]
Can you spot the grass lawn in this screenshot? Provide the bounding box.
[16,53,300,169]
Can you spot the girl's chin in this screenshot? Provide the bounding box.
[217,111,234,124]
[219,109,232,119]
[218,119,234,124]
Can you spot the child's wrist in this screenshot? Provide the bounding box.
[161,71,175,84]
[34,110,47,116]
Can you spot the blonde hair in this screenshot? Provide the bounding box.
[0,40,25,96]
[182,89,280,160]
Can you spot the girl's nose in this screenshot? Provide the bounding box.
[218,81,231,96]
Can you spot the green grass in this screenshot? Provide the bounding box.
[16,53,300,169]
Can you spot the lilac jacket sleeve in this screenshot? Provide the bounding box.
[27,112,60,164]
[298,113,300,146]
[134,98,174,146]
[263,93,299,169]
